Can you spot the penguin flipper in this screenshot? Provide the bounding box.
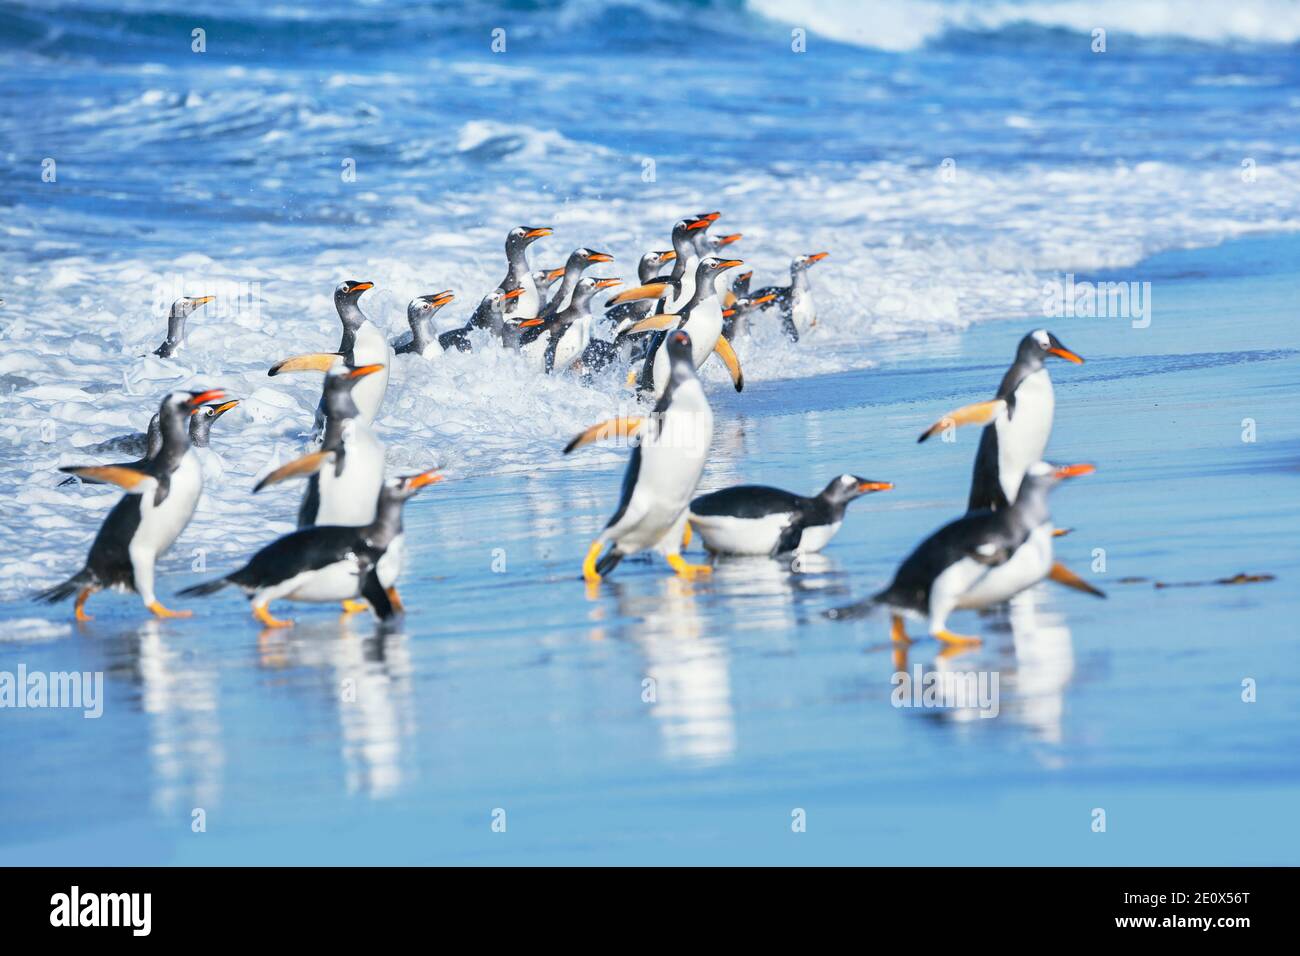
[713,335,744,392]
[57,465,153,493]
[255,451,331,493]
[361,569,395,620]
[563,417,644,454]
[1047,561,1106,598]
[917,398,1007,443]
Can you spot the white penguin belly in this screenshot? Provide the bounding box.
[351,322,393,425]
[688,512,792,555]
[505,274,539,321]
[795,520,841,554]
[276,560,364,603]
[649,301,722,397]
[134,451,202,558]
[376,533,404,588]
[314,428,384,526]
[791,289,815,332]
[927,556,993,624]
[997,369,1054,503]
[957,524,1054,608]
[551,316,591,373]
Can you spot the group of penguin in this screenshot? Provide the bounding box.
[35,209,1099,648]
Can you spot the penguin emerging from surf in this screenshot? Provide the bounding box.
[37,387,227,620]
[721,291,776,339]
[917,329,1084,512]
[750,252,828,341]
[565,330,713,584]
[827,461,1102,648]
[535,248,614,323]
[496,225,553,333]
[254,362,387,530]
[527,276,623,375]
[153,295,215,358]
[180,469,442,628]
[436,288,531,353]
[393,291,455,356]
[532,266,567,314]
[582,248,678,375]
[689,474,893,557]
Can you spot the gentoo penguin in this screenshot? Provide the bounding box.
[566,330,713,584]
[602,249,676,332]
[702,231,743,257]
[38,388,227,620]
[497,225,552,325]
[917,329,1084,512]
[537,248,614,322]
[180,470,442,628]
[751,252,828,341]
[829,462,1098,647]
[393,291,455,355]
[268,280,393,434]
[689,474,893,557]
[583,248,678,374]
[721,292,776,339]
[532,276,622,375]
[532,267,567,313]
[255,363,387,530]
[436,288,528,353]
[59,400,237,487]
[618,256,745,397]
[153,296,214,358]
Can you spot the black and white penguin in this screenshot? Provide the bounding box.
[532,276,622,375]
[536,248,614,322]
[618,256,745,397]
[436,288,529,353]
[750,252,828,341]
[565,330,713,583]
[497,225,553,325]
[255,363,386,530]
[38,388,227,620]
[268,280,393,433]
[393,291,455,356]
[829,462,1098,647]
[720,292,776,339]
[917,329,1084,512]
[188,399,240,448]
[689,474,893,557]
[532,266,567,313]
[153,296,214,358]
[180,470,442,628]
[602,249,676,332]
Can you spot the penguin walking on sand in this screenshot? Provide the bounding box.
[393,291,456,356]
[917,329,1084,512]
[254,362,387,530]
[565,330,714,584]
[38,388,227,620]
[268,280,392,436]
[828,462,1102,648]
[750,252,828,341]
[616,256,745,397]
[153,296,215,358]
[180,470,442,628]
[689,474,893,557]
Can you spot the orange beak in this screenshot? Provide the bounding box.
[658,250,677,262]
[594,278,623,290]
[351,281,374,292]
[588,253,614,263]
[807,252,829,262]
[524,227,552,239]
[717,233,742,246]
[407,469,444,490]
[858,481,893,493]
[432,292,456,307]
[686,218,711,231]
[1054,463,1096,480]
[503,287,526,300]
[209,399,240,417]
[1049,346,1084,364]
[700,211,721,221]
[716,259,743,270]
[545,268,566,282]
[349,363,385,379]
[722,308,735,318]
[752,294,776,305]
[187,388,226,409]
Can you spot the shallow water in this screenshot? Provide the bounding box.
[2,2,1300,864]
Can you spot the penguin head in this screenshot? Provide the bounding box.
[487,287,533,321]
[160,388,226,445]
[1023,329,1084,366]
[334,280,374,326]
[322,363,383,420]
[821,473,894,505]
[188,399,239,447]
[507,226,552,254]
[408,291,454,323]
[665,329,694,365]
[697,256,744,286]
[571,277,623,310]
[383,468,444,502]
[1022,460,1096,496]
[642,249,676,271]
[172,295,215,319]
[793,251,829,272]
[533,268,565,290]
[673,215,714,248]
[572,248,614,268]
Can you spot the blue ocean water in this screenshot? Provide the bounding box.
[1,1,1299,864]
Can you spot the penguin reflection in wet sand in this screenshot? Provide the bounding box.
[268,280,392,434]
[689,474,893,557]
[917,329,1083,512]
[180,470,442,628]
[565,330,713,584]
[393,291,455,356]
[828,462,1101,648]
[38,388,227,620]
[153,296,215,358]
